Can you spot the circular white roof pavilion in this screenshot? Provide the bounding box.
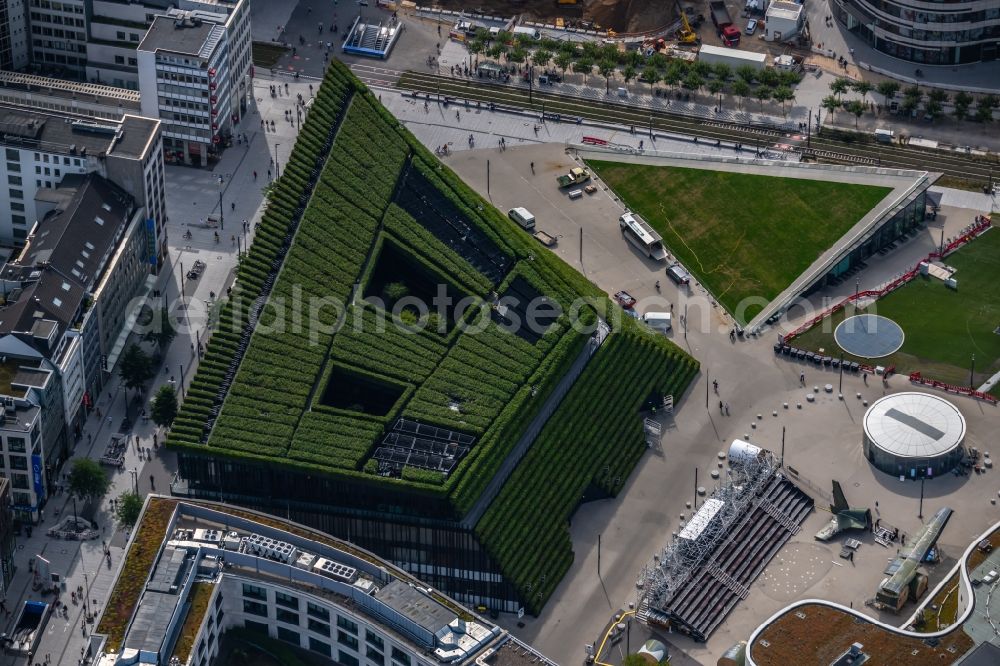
[862,392,966,478]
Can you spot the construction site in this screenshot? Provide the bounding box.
[425,0,677,35]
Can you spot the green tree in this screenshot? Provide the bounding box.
[708,79,724,107]
[143,305,176,351]
[598,58,617,94]
[468,39,486,62]
[731,78,751,109]
[901,90,921,116]
[151,383,178,428]
[69,458,110,504]
[928,88,949,105]
[682,71,704,96]
[532,49,552,69]
[116,491,143,527]
[599,43,620,63]
[640,66,659,95]
[845,99,866,128]
[754,85,772,111]
[691,59,713,79]
[649,52,669,72]
[876,80,900,109]
[851,79,874,98]
[975,94,998,122]
[778,70,802,87]
[554,51,572,78]
[622,655,647,666]
[712,62,732,84]
[508,47,527,65]
[923,98,943,120]
[663,60,686,90]
[829,76,851,99]
[487,44,505,61]
[756,67,779,88]
[572,57,594,83]
[622,64,637,87]
[772,85,796,117]
[119,343,153,398]
[821,94,841,118]
[624,49,643,70]
[953,91,973,121]
[383,281,409,303]
[735,64,757,84]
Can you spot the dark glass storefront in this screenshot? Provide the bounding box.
[808,187,927,291]
[175,452,521,612]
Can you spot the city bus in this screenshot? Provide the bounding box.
[619,213,667,261]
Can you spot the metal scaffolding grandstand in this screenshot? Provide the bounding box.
[636,441,814,642]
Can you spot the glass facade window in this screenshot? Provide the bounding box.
[7,438,25,453]
[277,626,300,645]
[308,618,329,636]
[242,583,266,601]
[242,600,267,617]
[391,647,411,666]
[340,651,360,666]
[338,630,359,651]
[274,591,298,609]
[275,608,299,626]
[307,602,329,621]
[309,637,331,657]
[366,631,384,650]
[337,616,358,635]
[367,646,385,665]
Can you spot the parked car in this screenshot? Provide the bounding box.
[614,290,637,308]
[746,19,758,35]
[666,263,691,285]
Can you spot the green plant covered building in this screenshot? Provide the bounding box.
[168,61,698,614]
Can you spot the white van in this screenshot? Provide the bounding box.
[508,207,536,230]
[643,312,672,332]
[874,128,895,143]
[512,26,541,40]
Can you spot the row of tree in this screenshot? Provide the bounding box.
[822,76,999,126]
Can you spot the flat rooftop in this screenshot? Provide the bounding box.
[0,105,158,159]
[139,15,222,57]
[97,498,555,666]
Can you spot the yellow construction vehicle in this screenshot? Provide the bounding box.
[677,10,699,45]
[557,0,578,5]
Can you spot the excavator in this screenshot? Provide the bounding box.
[676,9,700,45]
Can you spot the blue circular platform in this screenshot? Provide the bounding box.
[835,314,905,358]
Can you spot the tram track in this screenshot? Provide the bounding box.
[356,64,995,186]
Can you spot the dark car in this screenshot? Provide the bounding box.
[666,263,691,285]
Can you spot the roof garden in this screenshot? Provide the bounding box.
[166,60,698,614]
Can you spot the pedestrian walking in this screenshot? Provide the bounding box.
[799,371,805,386]
[863,373,868,385]
[712,379,719,394]
[719,400,724,414]
[724,402,730,416]
[530,161,535,174]
[231,235,236,246]
[231,202,235,212]
[253,170,257,181]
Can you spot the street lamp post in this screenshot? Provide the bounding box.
[970,354,976,388]
[130,468,138,495]
[217,175,224,230]
[274,143,281,178]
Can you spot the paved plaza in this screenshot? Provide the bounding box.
[416,98,1000,664]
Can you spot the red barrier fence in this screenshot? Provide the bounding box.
[783,215,992,345]
[582,136,608,146]
[909,372,998,404]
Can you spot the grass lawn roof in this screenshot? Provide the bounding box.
[168,61,698,612]
[587,161,892,323]
[790,227,1000,390]
[751,602,973,665]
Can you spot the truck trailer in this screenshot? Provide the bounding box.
[698,44,766,71]
[709,0,741,46]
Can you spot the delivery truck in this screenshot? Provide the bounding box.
[710,1,741,46]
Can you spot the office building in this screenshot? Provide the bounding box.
[93,497,556,666]
[0,104,165,266]
[137,2,252,165]
[835,0,1000,64]
[0,0,30,71]
[0,477,14,595]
